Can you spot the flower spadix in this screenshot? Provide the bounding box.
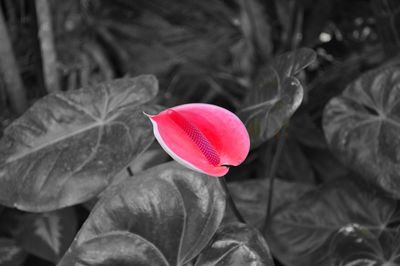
[145,103,250,176]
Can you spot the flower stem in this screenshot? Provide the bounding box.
[265,126,287,220]
[220,176,246,224]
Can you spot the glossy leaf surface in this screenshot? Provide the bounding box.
[323,67,400,197]
[0,75,158,211]
[265,179,400,266]
[195,223,274,266]
[58,162,226,266]
[147,104,250,177]
[237,48,316,147]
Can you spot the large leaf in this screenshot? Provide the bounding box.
[265,179,400,266]
[225,178,314,228]
[57,162,226,266]
[0,75,159,212]
[0,238,26,266]
[323,67,400,197]
[195,223,274,266]
[237,48,316,147]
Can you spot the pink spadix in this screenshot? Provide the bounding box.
[146,103,250,176]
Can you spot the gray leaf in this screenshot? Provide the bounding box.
[58,162,226,266]
[195,222,274,266]
[323,67,400,197]
[265,179,400,266]
[238,48,316,147]
[0,75,159,211]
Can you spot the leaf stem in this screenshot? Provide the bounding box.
[35,0,61,92]
[265,126,287,221]
[127,166,133,177]
[220,176,246,224]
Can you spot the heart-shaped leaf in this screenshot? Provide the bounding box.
[323,67,400,197]
[0,75,159,212]
[0,238,26,266]
[237,48,316,147]
[195,222,275,266]
[57,162,226,266]
[265,179,400,266]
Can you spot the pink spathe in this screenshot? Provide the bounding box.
[146,103,250,177]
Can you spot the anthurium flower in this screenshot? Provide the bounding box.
[146,103,250,176]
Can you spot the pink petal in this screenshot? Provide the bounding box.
[146,103,250,177]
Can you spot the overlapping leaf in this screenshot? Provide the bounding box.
[265,179,400,266]
[5,207,77,262]
[237,48,316,147]
[57,162,226,266]
[0,238,26,266]
[0,75,159,212]
[323,67,400,197]
[195,223,274,266]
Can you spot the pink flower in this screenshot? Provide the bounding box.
[146,103,250,176]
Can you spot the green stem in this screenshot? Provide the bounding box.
[220,176,246,224]
[265,127,287,221]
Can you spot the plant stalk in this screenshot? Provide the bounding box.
[220,176,246,224]
[0,5,27,114]
[35,0,61,92]
[265,126,287,221]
